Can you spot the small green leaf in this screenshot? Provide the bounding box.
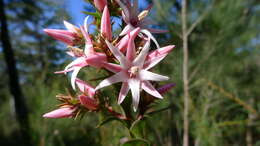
[121,138,150,146]
[96,116,118,128]
[82,11,101,18]
[129,117,148,138]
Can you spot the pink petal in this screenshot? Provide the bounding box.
[116,35,129,53]
[71,67,82,90]
[43,107,75,118]
[133,39,150,67]
[128,78,141,112]
[81,17,95,55]
[86,53,107,68]
[101,6,112,41]
[63,21,79,33]
[146,45,175,59]
[94,0,107,12]
[44,29,75,45]
[142,81,163,99]
[126,27,140,61]
[120,24,135,36]
[157,83,176,95]
[144,55,166,70]
[139,70,169,81]
[75,79,95,97]
[141,29,160,49]
[144,45,175,70]
[65,57,87,72]
[103,62,122,73]
[115,0,131,23]
[79,95,98,110]
[95,71,127,91]
[118,82,130,104]
[105,40,129,68]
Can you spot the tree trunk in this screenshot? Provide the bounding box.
[181,0,190,146]
[0,0,32,145]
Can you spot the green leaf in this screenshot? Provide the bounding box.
[96,117,119,128]
[82,11,101,18]
[121,138,150,146]
[129,117,148,138]
[96,116,128,128]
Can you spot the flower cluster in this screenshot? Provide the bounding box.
[43,0,175,119]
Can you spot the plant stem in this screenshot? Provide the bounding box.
[181,0,190,146]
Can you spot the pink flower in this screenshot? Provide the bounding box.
[44,21,80,45]
[75,79,98,110]
[43,107,75,119]
[55,17,107,90]
[96,28,174,111]
[115,0,167,48]
[75,78,95,98]
[94,0,107,12]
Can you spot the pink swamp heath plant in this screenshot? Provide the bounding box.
[43,0,175,143]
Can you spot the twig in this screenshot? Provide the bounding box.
[186,6,211,36]
[206,80,258,114]
[181,0,190,146]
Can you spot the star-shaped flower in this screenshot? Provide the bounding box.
[96,28,174,111]
[115,0,168,49]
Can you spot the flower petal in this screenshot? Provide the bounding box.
[144,54,166,70]
[43,107,75,118]
[118,82,130,104]
[142,81,163,99]
[120,24,135,36]
[105,40,129,68]
[71,67,82,90]
[94,0,107,12]
[141,29,160,49]
[139,70,169,81]
[103,62,122,73]
[79,95,98,110]
[129,78,141,112]
[126,27,140,61]
[116,35,129,53]
[133,38,150,67]
[86,53,107,68]
[95,71,127,91]
[63,20,79,33]
[75,78,95,97]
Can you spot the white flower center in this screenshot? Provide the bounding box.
[128,66,139,78]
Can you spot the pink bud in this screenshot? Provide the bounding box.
[101,6,112,41]
[75,79,95,97]
[94,0,107,12]
[79,95,98,110]
[157,83,175,95]
[43,107,75,118]
[44,29,76,45]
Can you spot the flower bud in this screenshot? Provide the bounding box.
[44,29,76,45]
[157,83,176,95]
[79,95,98,111]
[101,6,112,41]
[43,107,75,118]
[94,0,107,12]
